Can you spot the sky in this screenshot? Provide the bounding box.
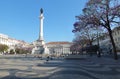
[0,0,87,43]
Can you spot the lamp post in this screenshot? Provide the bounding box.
[97,28,101,57]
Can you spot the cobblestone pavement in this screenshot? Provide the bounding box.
[0,55,120,79]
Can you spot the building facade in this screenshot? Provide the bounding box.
[92,26,120,50]
[0,33,30,53]
[112,27,120,50]
[46,41,72,56]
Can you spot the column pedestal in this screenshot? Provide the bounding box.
[32,8,49,55]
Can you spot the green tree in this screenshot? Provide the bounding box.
[15,48,30,54]
[9,49,15,54]
[0,44,9,53]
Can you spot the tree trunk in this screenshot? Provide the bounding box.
[97,31,101,57]
[108,29,118,60]
[89,40,92,45]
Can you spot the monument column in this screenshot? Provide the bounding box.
[39,8,44,41]
[32,8,49,54]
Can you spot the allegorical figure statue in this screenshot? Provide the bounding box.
[40,8,43,14]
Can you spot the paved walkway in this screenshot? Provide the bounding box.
[0,55,120,79]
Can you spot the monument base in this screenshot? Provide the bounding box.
[32,40,49,55]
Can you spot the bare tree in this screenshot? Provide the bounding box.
[73,0,120,60]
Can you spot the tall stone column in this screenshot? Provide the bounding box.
[32,8,49,55]
[39,8,44,41]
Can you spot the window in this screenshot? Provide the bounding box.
[118,37,120,41]
[115,38,117,42]
[118,31,119,35]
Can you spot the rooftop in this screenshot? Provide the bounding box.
[46,41,72,45]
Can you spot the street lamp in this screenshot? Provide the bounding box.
[97,28,101,57]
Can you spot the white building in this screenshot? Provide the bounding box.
[92,26,120,50]
[92,33,111,47]
[0,34,17,47]
[112,27,120,50]
[0,33,30,52]
[46,41,72,56]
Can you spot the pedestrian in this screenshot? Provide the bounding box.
[46,56,49,62]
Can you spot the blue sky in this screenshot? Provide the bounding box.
[0,0,87,43]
